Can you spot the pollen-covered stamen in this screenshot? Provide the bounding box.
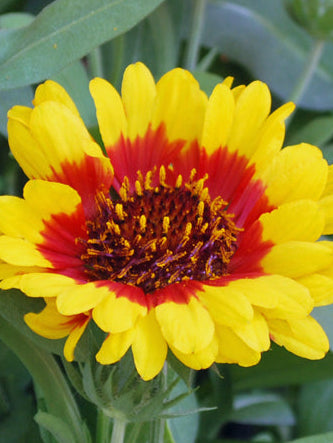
[78,167,242,293]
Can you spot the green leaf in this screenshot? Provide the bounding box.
[286,114,333,148]
[0,289,64,356]
[0,315,90,443]
[229,392,295,426]
[52,61,96,129]
[289,432,333,443]
[0,12,35,137]
[0,12,34,29]
[166,379,199,443]
[0,86,33,136]
[230,344,333,391]
[0,0,164,90]
[201,0,333,110]
[0,343,41,442]
[298,380,333,436]
[34,411,77,443]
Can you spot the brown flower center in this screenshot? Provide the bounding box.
[79,167,241,293]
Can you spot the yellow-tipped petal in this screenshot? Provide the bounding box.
[260,200,324,243]
[90,77,127,147]
[152,68,207,142]
[319,195,333,235]
[234,311,270,352]
[170,335,218,370]
[7,105,32,126]
[321,164,333,197]
[96,329,135,365]
[30,102,102,173]
[7,115,51,179]
[269,316,329,359]
[200,284,253,328]
[132,310,168,380]
[33,80,80,117]
[56,282,110,315]
[155,296,214,354]
[228,81,271,157]
[0,195,44,242]
[19,273,77,298]
[121,62,156,140]
[201,83,235,153]
[251,102,295,175]
[215,324,261,366]
[24,302,72,339]
[23,180,81,220]
[92,293,147,333]
[64,317,90,362]
[262,144,328,206]
[0,236,51,267]
[298,273,333,306]
[262,241,333,278]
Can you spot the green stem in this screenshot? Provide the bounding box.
[151,364,168,443]
[184,0,207,71]
[88,46,104,78]
[289,39,325,105]
[0,316,88,443]
[196,47,219,72]
[110,417,127,443]
[96,409,112,443]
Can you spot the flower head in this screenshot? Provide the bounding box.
[1,62,333,380]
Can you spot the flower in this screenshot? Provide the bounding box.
[1,62,333,380]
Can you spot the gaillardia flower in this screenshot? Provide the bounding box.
[1,62,333,380]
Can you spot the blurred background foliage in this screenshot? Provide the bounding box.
[2,0,333,442]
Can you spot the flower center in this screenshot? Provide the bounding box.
[79,167,241,293]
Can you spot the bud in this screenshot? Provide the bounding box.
[285,0,333,40]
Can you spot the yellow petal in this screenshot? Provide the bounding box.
[251,102,295,175]
[298,273,333,306]
[234,311,270,352]
[8,101,106,181]
[33,80,80,117]
[121,62,156,140]
[132,310,168,380]
[0,195,44,242]
[152,68,207,143]
[321,164,333,197]
[0,236,51,267]
[7,113,52,179]
[64,316,90,362]
[23,179,81,220]
[201,83,235,153]
[319,195,333,235]
[92,293,147,333]
[228,275,313,319]
[227,81,271,157]
[155,296,214,354]
[260,200,324,243]
[200,284,253,328]
[215,324,261,366]
[262,144,328,206]
[7,105,32,126]
[19,273,77,298]
[261,241,333,278]
[29,101,104,175]
[170,335,218,370]
[56,282,110,315]
[269,316,329,359]
[89,77,127,147]
[24,299,74,339]
[96,329,135,365]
